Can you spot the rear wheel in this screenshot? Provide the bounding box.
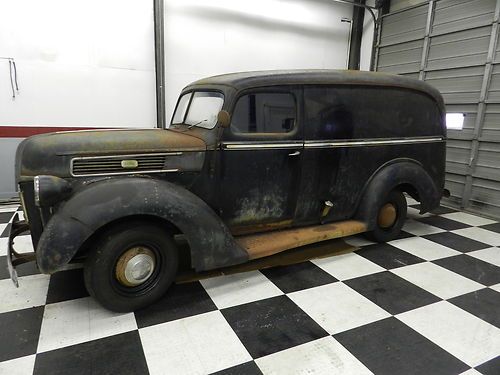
[84,221,178,312]
[364,190,407,242]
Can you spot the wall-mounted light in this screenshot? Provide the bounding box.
[446,113,465,130]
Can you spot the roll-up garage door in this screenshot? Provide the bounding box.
[375,0,500,219]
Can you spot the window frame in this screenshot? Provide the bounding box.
[170,89,225,129]
[228,87,301,139]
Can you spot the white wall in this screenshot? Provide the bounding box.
[163,0,353,120]
[0,0,156,128]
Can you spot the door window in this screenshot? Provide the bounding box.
[232,93,296,133]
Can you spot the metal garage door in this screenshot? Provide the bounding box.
[374,0,500,219]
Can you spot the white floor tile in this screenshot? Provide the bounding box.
[397,301,500,367]
[406,206,432,219]
[0,237,7,257]
[391,262,483,299]
[467,247,500,267]
[256,336,373,375]
[288,282,390,335]
[402,219,445,236]
[140,310,251,375]
[12,235,34,253]
[0,354,35,375]
[390,237,461,261]
[344,235,375,247]
[0,274,50,314]
[441,212,496,226]
[312,253,384,281]
[37,297,137,353]
[459,370,483,375]
[490,283,500,293]
[452,227,500,247]
[405,196,419,206]
[200,271,283,309]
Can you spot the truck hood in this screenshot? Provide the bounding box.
[15,128,206,181]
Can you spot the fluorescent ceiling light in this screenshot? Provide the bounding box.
[446,113,465,130]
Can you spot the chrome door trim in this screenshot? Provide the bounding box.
[221,137,443,151]
[304,136,444,148]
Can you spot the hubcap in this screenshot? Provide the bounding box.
[378,203,397,229]
[115,247,156,287]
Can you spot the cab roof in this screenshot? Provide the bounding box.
[186,69,443,104]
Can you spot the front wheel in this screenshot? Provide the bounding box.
[84,221,178,312]
[364,190,407,243]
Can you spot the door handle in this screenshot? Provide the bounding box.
[288,150,301,157]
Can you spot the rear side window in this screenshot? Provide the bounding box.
[232,93,296,133]
[304,86,441,139]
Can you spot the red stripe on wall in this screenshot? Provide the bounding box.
[0,126,107,138]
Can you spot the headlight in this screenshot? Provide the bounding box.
[33,175,72,207]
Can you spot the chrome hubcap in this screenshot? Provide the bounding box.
[115,247,156,287]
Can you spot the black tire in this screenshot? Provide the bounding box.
[364,190,407,243]
[84,221,178,312]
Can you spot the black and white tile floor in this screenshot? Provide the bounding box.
[0,199,499,375]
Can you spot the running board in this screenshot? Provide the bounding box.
[236,220,367,260]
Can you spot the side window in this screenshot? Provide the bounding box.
[305,86,440,139]
[304,87,353,140]
[232,92,296,133]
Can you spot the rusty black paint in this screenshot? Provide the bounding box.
[35,177,248,274]
[13,70,446,277]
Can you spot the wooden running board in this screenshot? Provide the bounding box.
[236,220,367,260]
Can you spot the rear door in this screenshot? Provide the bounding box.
[218,86,303,232]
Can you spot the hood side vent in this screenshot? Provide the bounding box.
[71,153,180,177]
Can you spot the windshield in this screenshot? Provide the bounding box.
[171,91,224,129]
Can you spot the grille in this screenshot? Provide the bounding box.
[71,154,168,176]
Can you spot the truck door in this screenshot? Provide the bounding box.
[294,85,351,225]
[218,87,303,232]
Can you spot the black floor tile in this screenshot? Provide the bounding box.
[410,204,457,215]
[45,268,89,304]
[334,317,469,375]
[480,222,500,234]
[0,307,44,362]
[476,355,500,375]
[357,243,425,269]
[416,216,469,231]
[221,295,328,358]
[392,230,414,240]
[0,255,40,280]
[135,281,217,329]
[33,331,148,375]
[423,232,490,253]
[261,261,337,294]
[449,288,500,328]
[211,361,263,375]
[434,255,500,286]
[344,271,441,315]
[0,211,15,224]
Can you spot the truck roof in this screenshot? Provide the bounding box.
[187,69,443,104]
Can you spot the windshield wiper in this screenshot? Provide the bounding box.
[187,119,208,129]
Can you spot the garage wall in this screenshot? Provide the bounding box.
[163,0,353,119]
[0,0,354,199]
[374,0,500,219]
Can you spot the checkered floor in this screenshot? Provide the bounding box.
[0,199,499,375]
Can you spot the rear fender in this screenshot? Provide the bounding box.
[355,159,441,229]
[36,177,248,273]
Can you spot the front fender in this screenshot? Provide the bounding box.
[36,177,248,273]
